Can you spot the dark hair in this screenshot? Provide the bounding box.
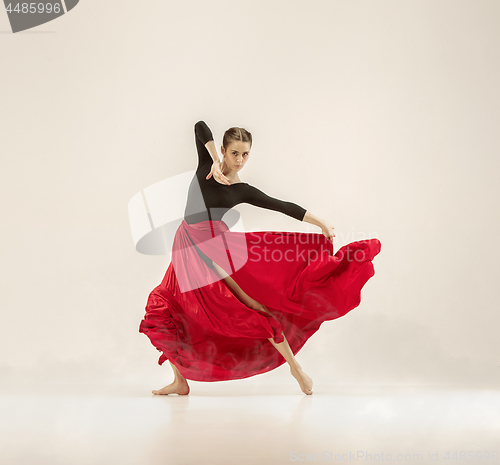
[223,126,252,150]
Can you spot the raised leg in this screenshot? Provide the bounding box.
[211,260,256,308]
[267,334,313,395]
[212,260,313,395]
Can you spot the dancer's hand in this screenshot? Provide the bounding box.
[321,221,335,243]
[206,160,231,185]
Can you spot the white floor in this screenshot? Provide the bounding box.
[2,383,499,465]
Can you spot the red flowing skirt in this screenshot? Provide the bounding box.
[139,219,381,382]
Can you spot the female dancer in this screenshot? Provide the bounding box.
[139,120,381,396]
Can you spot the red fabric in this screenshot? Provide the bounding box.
[139,219,381,382]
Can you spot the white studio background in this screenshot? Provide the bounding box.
[0,0,499,390]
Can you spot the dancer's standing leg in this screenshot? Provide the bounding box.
[152,360,190,396]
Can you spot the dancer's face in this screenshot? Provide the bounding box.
[221,140,251,172]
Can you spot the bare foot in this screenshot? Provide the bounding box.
[152,380,190,396]
[290,366,313,395]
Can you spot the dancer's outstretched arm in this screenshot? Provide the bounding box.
[303,211,335,242]
[242,184,335,243]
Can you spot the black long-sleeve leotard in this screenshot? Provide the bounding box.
[183,121,307,225]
